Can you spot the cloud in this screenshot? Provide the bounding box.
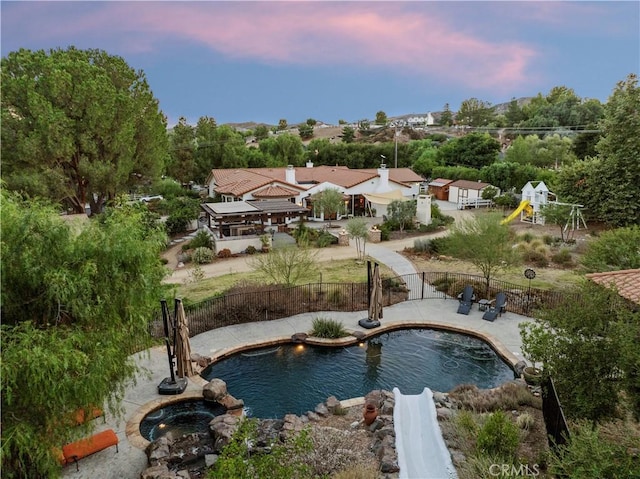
[2,2,541,92]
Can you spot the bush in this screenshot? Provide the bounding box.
[316,231,337,248]
[245,245,257,255]
[551,248,573,267]
[413,238,431,253]
[522,249,549,268]
[192,247,214,264]
[165,214,190,236]
[428,237,450,255]
[189,230,214,250]
[217,248,232,258]
[476,411,520,460]
[310,317,348,338]
[517,232,535,243]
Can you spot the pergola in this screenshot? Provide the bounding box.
[201,200,310,237]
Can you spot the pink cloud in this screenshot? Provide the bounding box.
[5,2,541,91]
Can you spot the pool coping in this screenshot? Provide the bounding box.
[125,320,519,450]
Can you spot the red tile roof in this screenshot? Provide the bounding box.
[252,185,300,198]
[586,269,640,305]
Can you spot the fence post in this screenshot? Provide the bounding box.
[421,272,425,299]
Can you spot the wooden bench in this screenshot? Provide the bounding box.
[73,407,105,425]
[62,429,119,470]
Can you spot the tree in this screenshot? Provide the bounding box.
[298,123,314,140]
[436,133,501,169]
[259,133,304,166]
[250,246,318,287]
[1,47,169,215]
[520,281,639,422]
[193,116,219,181]
[456,98,495,126]
[311,188,346,226]
[1,191,167,477]
[592,74,640,226]
[277,119,288,131]
[580,225,640,272]
[341,126,355,143]
[439,103,454,126]
[167,117,196,183]
[442,212,520,293]
[504,98,527,126]
[375,111,388,125]
[346,217,369,262]
[387,199,416,234]
[539,203,574,242]
[254,124,270,141]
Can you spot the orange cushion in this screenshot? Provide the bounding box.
[62,429,118,463]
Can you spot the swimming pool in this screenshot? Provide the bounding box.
[201,328,514,418]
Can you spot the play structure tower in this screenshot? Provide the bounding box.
[501,181,587,238]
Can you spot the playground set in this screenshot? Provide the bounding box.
[501,181,587,239]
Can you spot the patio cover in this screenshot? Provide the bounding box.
[363,190,409,205]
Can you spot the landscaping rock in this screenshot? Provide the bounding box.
[202,379,227,401]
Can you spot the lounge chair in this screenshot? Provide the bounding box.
[482,292,507,321]
[456,285,476,315]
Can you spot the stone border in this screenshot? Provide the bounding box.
[126,321,518,450]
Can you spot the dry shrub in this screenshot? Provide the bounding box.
[449,382,540,412]
[332,463,380,479]
[299,426,378,478]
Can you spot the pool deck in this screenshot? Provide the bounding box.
[62,299,531,479]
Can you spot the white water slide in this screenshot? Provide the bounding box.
[393,387,458,479]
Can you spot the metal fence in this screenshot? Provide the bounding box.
[542,376,571,449]
[151,271,577,338]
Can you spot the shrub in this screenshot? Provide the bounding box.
[429,237,450,255]
[217,248,232,258]
[551,248,573,267]
[522,249,549,268]
[165,214,190,236]
[192,247,214,264]
[413,238,431,253]
[189,230,214,250]
[516,412,535,430]
[542,234,556,246]
[518,232,535,243]
[245,245,257,255]
[316,231,336,248]
[310,317,348,338]
[476,411,520,460]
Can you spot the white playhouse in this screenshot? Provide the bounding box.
[520,181,587,234]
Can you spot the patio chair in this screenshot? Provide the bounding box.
[482,292,508,322]
[456,285,476,315]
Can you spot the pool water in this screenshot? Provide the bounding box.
[140,400,226,441]
[201,329,514,418]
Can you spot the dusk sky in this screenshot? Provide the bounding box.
[2,1,638,127]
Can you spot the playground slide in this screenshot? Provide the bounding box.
[393,387,458,479]
[501,200,531,224]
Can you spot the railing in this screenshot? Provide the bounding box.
[150,271,577,338]
[542,376,571,450]
[457,198,493,209]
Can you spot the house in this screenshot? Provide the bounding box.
[447,180,497,209]
[427,178,454,201]
[205,162,424,222]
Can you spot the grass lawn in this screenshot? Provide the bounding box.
[175,258,396,303]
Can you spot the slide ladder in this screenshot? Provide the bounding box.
[393,387,458,479]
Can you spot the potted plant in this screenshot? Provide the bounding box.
[260,234,271,252]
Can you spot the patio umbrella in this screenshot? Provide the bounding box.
[174,299,194,378]
[368,263,383,322]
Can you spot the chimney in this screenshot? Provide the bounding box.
[376,163,392,193]
[306,161,314,168]
[285,165,296,184]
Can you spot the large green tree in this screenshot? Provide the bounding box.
[311,188,346,226]
[1,191,168,478]
[456,98,495,127]
[167,117,196,183]
[436,132,501,169]
[1,47,169,215]
[591,74,640,226]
